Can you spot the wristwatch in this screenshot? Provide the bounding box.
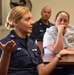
[56,55,62,60]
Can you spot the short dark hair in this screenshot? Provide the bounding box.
[55,11,70,20]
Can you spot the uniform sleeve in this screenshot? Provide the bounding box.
[37,46,43,64]
[0,48,2,57]
[43,28,55,48]
[0,40,3,57]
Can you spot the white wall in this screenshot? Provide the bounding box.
[2,0,74,25]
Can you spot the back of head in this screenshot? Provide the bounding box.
[41,6,51,12]
[5,6,30,30]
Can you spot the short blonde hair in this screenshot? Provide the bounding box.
[5,6,30,30]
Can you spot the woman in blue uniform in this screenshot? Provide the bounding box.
[0,6,74,75]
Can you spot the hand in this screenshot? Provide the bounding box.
[57,25,66,34]
[0,40,16,54]
[58,48,74,57]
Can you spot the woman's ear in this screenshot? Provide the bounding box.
[13,20,18,26]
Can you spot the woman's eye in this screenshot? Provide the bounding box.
[25,17,30,21]
[59,19,62,22]
[58,19,68,23]
[64,19,68,23]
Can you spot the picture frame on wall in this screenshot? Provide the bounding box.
[10,0,32,11]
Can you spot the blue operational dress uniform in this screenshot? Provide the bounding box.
[30,19,54,41]
[0,30,43,75]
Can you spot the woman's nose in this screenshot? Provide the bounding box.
[31,20,34,25]
[61,20,65,24]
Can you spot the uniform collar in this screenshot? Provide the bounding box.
[39,18,50,25]
[8,30,28,39]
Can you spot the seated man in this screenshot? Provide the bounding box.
[30,6,54,56]
[43,11,74,54]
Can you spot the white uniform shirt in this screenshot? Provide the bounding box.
[43,25,74,54]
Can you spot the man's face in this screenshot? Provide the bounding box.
[41,7,51,21]
[54,12,69,28]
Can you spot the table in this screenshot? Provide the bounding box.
[42,54,74,75]
[37,41,43,56]
[43,53,74,65]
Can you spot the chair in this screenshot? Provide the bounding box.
[36,41,44,57]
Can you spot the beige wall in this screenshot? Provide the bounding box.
[1,0,74,38]
[2,0,74,25]
[0,26,10,39]
[31,0,74,25]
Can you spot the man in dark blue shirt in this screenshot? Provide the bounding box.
[30,6,54,56]
[30,6,54,41]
